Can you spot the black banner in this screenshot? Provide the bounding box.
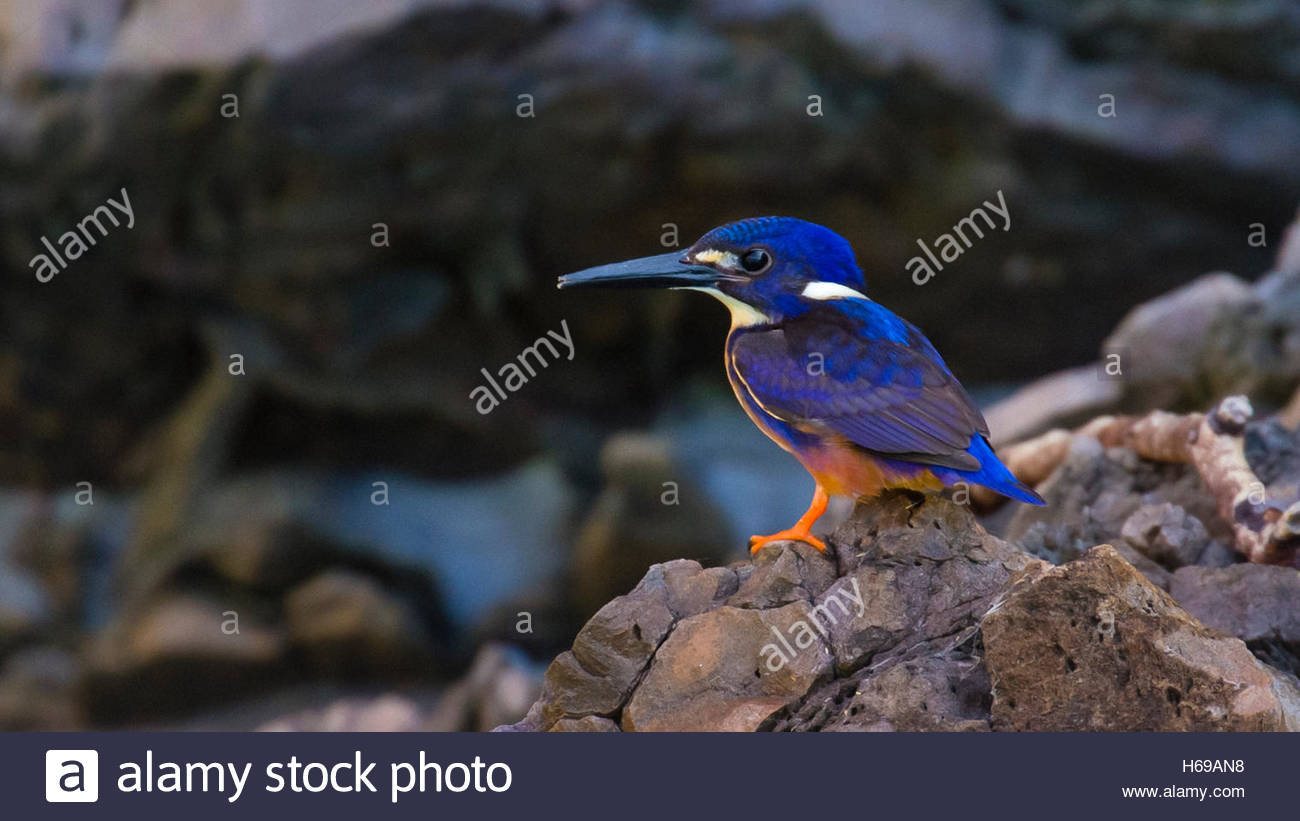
[13,732,1282,818]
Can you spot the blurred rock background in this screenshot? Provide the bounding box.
[1,0,1299,729]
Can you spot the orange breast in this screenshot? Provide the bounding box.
[798,439,945,498]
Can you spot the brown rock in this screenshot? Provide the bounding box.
[820,656,991,732]
[113,594,284,669]
[1112,541,1172,590]
[1169,564,1300,644]
[533,571,677,728]
[983,545,1300,731]
[1008,436,1226,566]
[1102,272,1254,411]
[622,602,833,731]
[822,492,1031,673]
[727,542,835,609]
[549,715,620,732]
[515,493,1031,732]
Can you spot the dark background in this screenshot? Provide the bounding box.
[1,0,1298,729]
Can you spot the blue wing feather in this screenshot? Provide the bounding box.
[728,300,989,471]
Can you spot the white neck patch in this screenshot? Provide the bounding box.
[683,286,772,328]
[800,281,869,301]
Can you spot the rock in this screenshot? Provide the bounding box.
[1112,541,1172,590]
[1169,564,1300,646]
[548,715,620,732]
[284,569,439,677]
[622,602,834,732]
[798,655,992,733]
[982,545,1300,731]
[125,464,567,637]
[1248,417,1300,498]
[511,493,1031,731]
[727,542,835,610]
[1102,273,1255,412]
[820,496,1031,674]
[253,643,540,732]
[526,570,679,729]
[990,261,1300,445]
[1007,436,1226,565]
[1119,503,1209,569]
[1195,539,1241,569]
[114,594,283,667]
[1203,268,1300,406]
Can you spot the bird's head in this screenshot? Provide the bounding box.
[558,217,866,326]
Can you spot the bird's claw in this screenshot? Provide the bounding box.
[748,529,826,554]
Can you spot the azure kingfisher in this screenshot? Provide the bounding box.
[558,217,1044,554]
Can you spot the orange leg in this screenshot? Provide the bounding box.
[749,483,829,554]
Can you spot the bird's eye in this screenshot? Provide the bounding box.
[740,248,771,273]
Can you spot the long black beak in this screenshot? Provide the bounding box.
[557,251,728,290]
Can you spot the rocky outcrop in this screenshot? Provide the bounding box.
[508,489,1300,732]
[506,492,1033,732]
[983,546,1300,731]
[1169,564,1300,679]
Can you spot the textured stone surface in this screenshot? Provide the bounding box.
[1008,436,1229,566]
[511,492,1300,732]
[983,546,1300,731]
[0,646,83,730]
[529,572,679,729]
[509,492,1032,732]
[823,656,992,733]
[1169,564,1300,646]
[1120,502,1209,569]
[623,602,834,732]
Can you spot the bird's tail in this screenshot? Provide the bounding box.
[954,436,1046,506]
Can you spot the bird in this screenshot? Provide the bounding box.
[557,217,1044,554]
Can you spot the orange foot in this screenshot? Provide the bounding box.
[748,483,830,554]
[749,527,826,554]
